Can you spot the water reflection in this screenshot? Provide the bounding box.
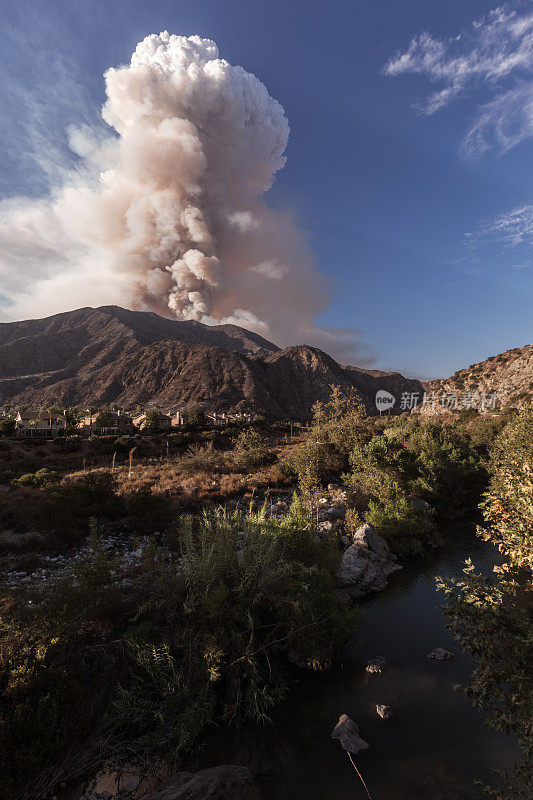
[198,522,519,800]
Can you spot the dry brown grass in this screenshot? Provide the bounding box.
[113,453,292,509]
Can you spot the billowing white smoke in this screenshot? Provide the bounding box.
[0,33,369,361]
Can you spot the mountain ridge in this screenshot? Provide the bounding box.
[1,306,529,418]
[0,306,424,418]
[424,342,533,410]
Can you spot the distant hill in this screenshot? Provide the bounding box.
[425,343,533,410]
[0,306,423,418]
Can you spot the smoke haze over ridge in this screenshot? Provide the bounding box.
[0,32,371,364]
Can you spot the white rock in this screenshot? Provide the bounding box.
[352,523,390,559]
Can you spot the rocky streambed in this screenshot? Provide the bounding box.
[0,486,399,600]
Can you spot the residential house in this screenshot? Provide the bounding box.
[170,410,188,427]
[15,410,65,438]
[77,410,133,436]
[132,411,172,431]
[206,411,229,426]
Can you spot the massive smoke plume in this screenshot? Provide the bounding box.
[0,33,369,361]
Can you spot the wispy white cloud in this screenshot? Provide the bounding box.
[466,204,533,246]
[385,3,533,156]
[460,83,533,157]
[0,14,107,197]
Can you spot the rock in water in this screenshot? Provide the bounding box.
[366,656,387,673]
[376,704,395,719]
[336,524,401,601]
[331,714,370,754]
[427,648,455,660]
[351,522,391,559]
[143,765,252,800]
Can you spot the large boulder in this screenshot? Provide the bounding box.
[336,524,401,601]
[351,523,390,559]
[143,765,253,800]
[331,714,370,754]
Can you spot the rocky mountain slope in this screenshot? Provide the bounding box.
[425,343,533,409]
[0,306,423,419]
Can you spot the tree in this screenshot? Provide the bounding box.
[187,408,206,428]
[311,385,367,456]
[63,407,80,432]
[95,411,116,429]
[437,408,533,799]
[0,417,16,437]
[144,409,163,432]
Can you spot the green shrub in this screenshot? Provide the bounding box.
[0,509,354,797]
[409,424,486,513]
[0,418,16,437]
[438,409,533,799]
[479,407,533,571]
[230,429,277,472]
[365,477,437,555]
[123,485,173,532]
[285,386,370,491]
[53,435,83,453]
[43,470,124,530]
[187,408,206,428]
[286,437,346,492]
[343,418,486,550]
[11,467,60,489]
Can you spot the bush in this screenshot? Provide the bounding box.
[0,509,355,797]
[342,417,487,552]
[479,407,533,571]
[230,429,277,472]
[11,467,60,489]
[53,435,83,453]
[178,442,224,474]
[285,386,370,491]
[365,477,437,555]
[409,422,487,513]
[285,437,344,492]
[438,409,533,799]
[187,408,206,428]
[43,470,124,530]
[0,418,16,437]
[123,485,173,532]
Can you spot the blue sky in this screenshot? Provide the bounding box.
[0,0,532,378]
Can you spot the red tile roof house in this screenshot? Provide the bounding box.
[15,411,65,438]
[77,410,134,436]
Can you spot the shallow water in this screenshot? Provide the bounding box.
[201,521,520,800]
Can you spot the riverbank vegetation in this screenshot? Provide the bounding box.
[282,389,501,554]
[0,507,355,799]
[0,389,524,798]
[438,407,533,799]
